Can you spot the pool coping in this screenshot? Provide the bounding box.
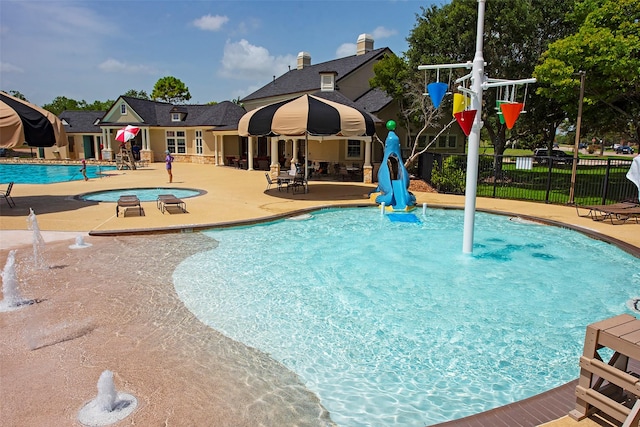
[74,187,208,202]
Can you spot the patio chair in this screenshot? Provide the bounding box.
[265,173,283,191]
[156,194,187,214]
[1,181,15,208]
[116,195,142,217]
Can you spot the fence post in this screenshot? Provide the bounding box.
[545,164,553,203]
[601,158,612,204]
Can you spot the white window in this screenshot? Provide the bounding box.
[321,74,335,91]
[120,104,127,115]
[195,130,203,155]
[171,113,181,122]
[166,130,186,154]
[345,140,362,159]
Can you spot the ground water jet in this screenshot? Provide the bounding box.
[70,235,92,249]
[78,370,137,426]
[0,250,33,311]
[27,208,47,269]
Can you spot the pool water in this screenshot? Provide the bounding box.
[173,208,640,427]
[0,163,116,184]
[80,188,202,202]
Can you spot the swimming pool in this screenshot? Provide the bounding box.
[173,208,639,426]
[0,163,116,184]
[79,188,204,202]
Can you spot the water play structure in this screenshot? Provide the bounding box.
[370,120,416,211]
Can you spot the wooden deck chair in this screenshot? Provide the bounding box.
[1,182,15,208]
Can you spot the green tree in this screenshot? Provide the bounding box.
[151,76,191,104]
[85,99,114,111]
[370,53,453,167]
[122,89,150,99]
[534,0,640,143]
[402,0,576,156]
[6,90,27,101]
[42,96,83,115]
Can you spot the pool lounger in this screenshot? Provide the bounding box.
[156,194,187,214]
[575,201,639,221]
[116,195,142,217]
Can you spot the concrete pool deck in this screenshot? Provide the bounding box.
[1,160,638,426]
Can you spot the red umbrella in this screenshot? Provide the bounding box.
[115,125,140,143]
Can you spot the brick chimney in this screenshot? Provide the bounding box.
[356,33,374,55]
[297,51,311,69]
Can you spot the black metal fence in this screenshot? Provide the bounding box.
[418,153,637,205]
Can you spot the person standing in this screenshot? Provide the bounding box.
[80,159,88,181]
[165,150,174,183]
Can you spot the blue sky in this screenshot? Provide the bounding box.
[0,0,442,107]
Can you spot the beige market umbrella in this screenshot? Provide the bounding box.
[238,94,376,191]
[0,91,67,148]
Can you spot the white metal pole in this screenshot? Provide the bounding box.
[462,0,486,254]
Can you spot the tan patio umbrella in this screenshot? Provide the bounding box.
[238,94,376,191]
[0,91,67,148]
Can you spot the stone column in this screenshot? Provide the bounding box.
[363,138,373,183]
[270,136,280,177]
[247,137,255,170]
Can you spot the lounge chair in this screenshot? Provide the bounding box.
[575,201,639,220]
[597,206,640,224]
[116,195,142,217]
[156,194,187,214]
[1,182,15,208]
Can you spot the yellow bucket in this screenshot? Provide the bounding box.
[452,93,470,116]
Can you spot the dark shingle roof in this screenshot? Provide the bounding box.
[353,88,393,114]
[59,110,105,133]
[101,97,247,130]
[241,47,392,101]
[311,90,382,123]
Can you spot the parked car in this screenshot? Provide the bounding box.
[615,145,634,154]
[533,148,577,165]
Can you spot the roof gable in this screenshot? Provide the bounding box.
[241,47,392,101]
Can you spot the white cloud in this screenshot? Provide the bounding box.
[219,39,295,80]
[193,14,229,31]
[336,43,356,58]
[0,62,24,73]
[371,26,398,40]
[98,58,158,75]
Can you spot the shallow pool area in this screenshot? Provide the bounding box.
[79,188,204,202]
[0,163,116,184]
[173,207,639,426]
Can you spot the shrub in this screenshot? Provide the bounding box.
[431,155,466,194]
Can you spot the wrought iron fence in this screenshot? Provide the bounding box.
[418,153,637,205]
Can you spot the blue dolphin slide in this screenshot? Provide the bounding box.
[371,121,416,211]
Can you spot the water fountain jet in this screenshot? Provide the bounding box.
[70,235,92,249]
[78,370,137,426]
[0,250,33,311]
[27,208,48,269]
